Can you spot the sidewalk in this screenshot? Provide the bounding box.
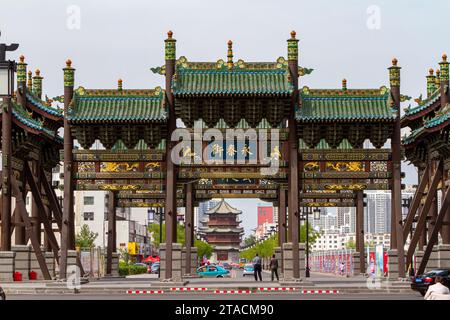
[0,271,412,295]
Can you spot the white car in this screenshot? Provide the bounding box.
[242,264,254,277]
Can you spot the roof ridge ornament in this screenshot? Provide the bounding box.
[227,40,233,70]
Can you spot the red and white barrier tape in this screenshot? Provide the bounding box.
[126,290,164,294]
[170,287,207,291]
[301,290,339,294]
[258,287,296,291]
[213,289,252,294]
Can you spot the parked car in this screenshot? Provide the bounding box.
[134,263,151,274]
[0,286,5,300]
[242,263,254,277]
[196,265,230,278]
[222,262,232,270]
[151,262,160,274]
[411,269,450,296]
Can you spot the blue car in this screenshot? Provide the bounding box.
[197,265,230,278]
[242,263,254,277]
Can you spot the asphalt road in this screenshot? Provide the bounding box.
[5,293,422,300]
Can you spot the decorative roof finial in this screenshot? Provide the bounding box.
[64,59,75,87]
[227,40,233,69]
[439,53,449,83]
[27,70,32,87]
[287,31,299,61]
[389,58,400,87]
[118,78,123,91]
[426,68,437,97]
[342,79,347,91]
[17,55,27,84]
[33,68,43,98]
[164,30,176,60]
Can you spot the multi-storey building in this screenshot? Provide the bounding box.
[199,200,244,262]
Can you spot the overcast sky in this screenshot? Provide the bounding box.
[1,0,449,236]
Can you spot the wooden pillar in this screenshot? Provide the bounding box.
[14,57,27,245]
[440,160,450,243]
[31,160,42,245]
[14,170,26,245]
[389,58,406,277]
[60,59,75,279]
[164,31,177,279]
[287,31,300,278]
[278,186,287,246]
[106,191,116,275]
[185,183,194,274]
[417,167,427,248]
[428,161,438,242]
[1,96,12,251]
[356,191,365,273]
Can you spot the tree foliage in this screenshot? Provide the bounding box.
[240,223,320,260]
[148,223,213,259]
[75,224,98,249]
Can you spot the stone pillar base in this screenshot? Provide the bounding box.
[181,247,198,276]
[352,252,365,276]
[45,252,55,279]
[104,252,119,277]
[437,244,450,269]
[190,247,198,275]
[12,245,30,280]
[428,246,439,271]
[160,243,182,281]
[387,250,399,280]
[0,251,15,282]
[281,243,304,281]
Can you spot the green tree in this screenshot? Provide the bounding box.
[75,224,98,249]
[300,222,321,250]
[148,223,186,247]
[148,223,213,259]
[345,239,356,249]
[195,239,213,259]
[244,235,256,247]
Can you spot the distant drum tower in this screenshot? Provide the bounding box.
[199,200,244,262]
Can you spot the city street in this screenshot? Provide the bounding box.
[5,293,422,300]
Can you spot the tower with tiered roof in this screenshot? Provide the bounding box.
[199,200,244,262]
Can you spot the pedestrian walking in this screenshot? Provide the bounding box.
[252,253,262,281]
[269,254,279,281]
[339,262,345,276]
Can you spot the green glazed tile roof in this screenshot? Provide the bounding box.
[403,89,440,119]
[402,104,450,145]
[25,88,63,119]
[297,87,395,122]
[1,101,63,143]
[172,56,293,97]
[68,86,167,123]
